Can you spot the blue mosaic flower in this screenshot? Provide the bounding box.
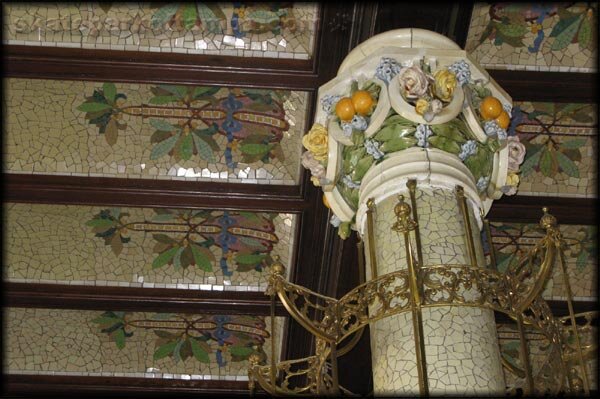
[459,140,478,161]
[415,124,432,148]
[447,60,471,86]
[375,57,402,84]
[321,94,342,114]
[364,138,384,160]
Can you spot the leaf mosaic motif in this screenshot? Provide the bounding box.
[86,208,279,276]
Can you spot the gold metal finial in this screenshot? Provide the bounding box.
[540,207,557,230]
[392,195,417,233]
[248,353,261,366]
[366,197,375,210]
[406,179,417,191]
[271,255,285,275]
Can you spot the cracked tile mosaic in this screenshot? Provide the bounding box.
[367,188,504,394]
[4,78,308,185]
[2,3,318,59]
[466,3,597,72]
[4,203,296,291]
[511,102,597,198]
[487,222,597,301]
[5,308,284,380]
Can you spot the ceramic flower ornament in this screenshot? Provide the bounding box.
[302,123,329,162]
[433,69,457,102]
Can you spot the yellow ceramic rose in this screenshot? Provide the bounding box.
[433,69,457,102]
[506,172,520,187]
[415,98,430,116]
[302,123,329,162]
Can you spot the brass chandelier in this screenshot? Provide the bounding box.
[246,29,596,396]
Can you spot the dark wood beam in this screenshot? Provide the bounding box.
[5,173,307,213]
[489,70,598,103]
[4,374,266,397]
[488,195,597,225]
[5,282,287,316]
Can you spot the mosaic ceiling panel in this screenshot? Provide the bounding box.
[4,78,308,185]
[2,2,318,59]
[5,307,284,381]
[4,203,296,291]
[466,3,597,72]
[487,222,597,301]
[511,102,597,198]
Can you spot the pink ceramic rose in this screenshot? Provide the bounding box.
[398,66,429,100]
[507,136,526,172]
[301,151,326,180]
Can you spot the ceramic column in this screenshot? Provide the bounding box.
[355,148,505,395]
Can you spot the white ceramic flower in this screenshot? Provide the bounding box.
[301,151,326,180]
[398,66,429,100]
[507,136,526,172]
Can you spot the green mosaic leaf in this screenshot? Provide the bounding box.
[180,133,193,161]
[197,3,224,34]
[114,328,126,349]
[240,143,271,156]
[77,102,113,112]
[150,118,177,132]
[578,14,592,49]
[153,234,177,244]
[153,340,178,360]
[496,21,528,38]
[157,84,188,98]
[560,138,587,149]
[247,9,279,24]
[103,83,117,104]
[539,148,554,176]
[551,14,583,51]
[91,316,120,325]
[192,132,216,163]
[190,244,213,272]
[182,3,198,30]
[105,119,118,146]
[152,247,179,269]
[576,250,589,270]
[148,95,180,105]
[235,253,266,265]
[86,218,116,228]
[555,151,580,177]
[229,346,254,357]
[151,3,179,28]
[173,339,184,363]
[150,132,181,160]
[520,146,543,177]
[190,338,210,363]
[192,86,220,99]
[173,246,185,270]
[110,233,124,256]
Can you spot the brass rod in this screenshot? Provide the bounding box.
[330,343,339,394]
[558,244,591,394]
[482,210,497,269]
[270,292,276,387]
[516,313,535,395]
[407,180,424,267]
[455,186,478,267]
[366,198,378,280]
[357,237,366,285]
[403,232,429,396]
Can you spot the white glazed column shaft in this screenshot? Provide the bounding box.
[358,150,505,395]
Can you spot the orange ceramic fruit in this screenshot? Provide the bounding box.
[495,110,510,130]
[335,97,355,121]
[351,90,375,116]
[479,96,503,120]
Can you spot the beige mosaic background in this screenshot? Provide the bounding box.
[4,203,296,291]
[490,222,597,301]
[2,2,318,59]
[466,3,597,72]
[512,102,597,198]
[5,308,284,381]
[4,78,307,185]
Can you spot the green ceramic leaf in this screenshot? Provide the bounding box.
[179,133,193,161]
[338,222,351,240]
[197,3,223,33]
[430,123,466,143]
[235,253,267,265]
[150,132,181,160]
[153,340,178,360]
[381,114,414,128]
[148,95,179,105]
[380,137,416,152]
[352,155,374,181]
[152,4,180,28]
[350,81,359,96]
[86,218,116,228]
[192,132,216,163]
[190,338,210,363]
[190,244,213,271]
[152,247,179,269]
[77,102,113,112]
[240,143,271,156]
[105,119,118,146]
[374,124,416,142]
[150,118,177,132]
[560,138,587,149]
[182,3,198,30]
[539,148,554,176]
[114,328,126,349]
[229,346,254,357]
[551,14,583,50]
[427,136,461,154]
[555,151,580,177]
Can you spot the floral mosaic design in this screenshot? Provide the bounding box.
[3,3,318,59]
[87,208,278,276]
[5,78,306,184]
[510,102,597,197]
[5,307,283,380]
[487,222,597,300]
[466,3,597,72]
[92,312,269,367]
[5,203,295,290]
